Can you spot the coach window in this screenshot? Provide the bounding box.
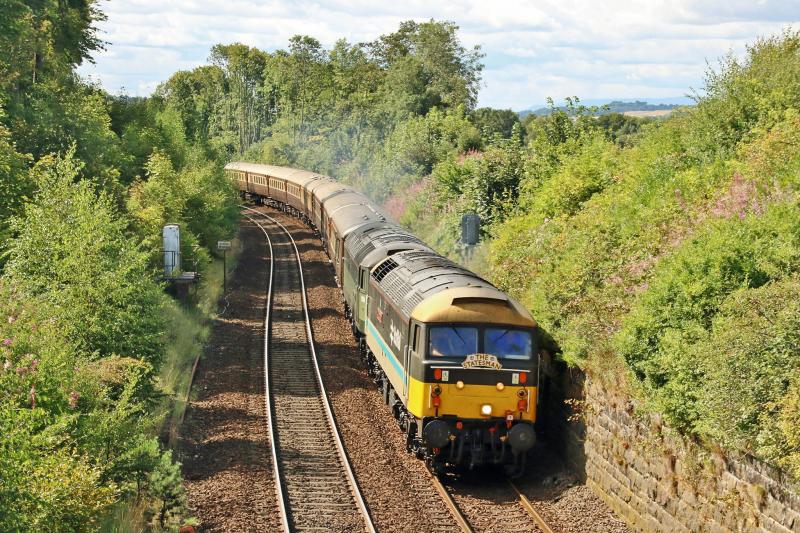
[412,324,421,354]
[359,269,367,289]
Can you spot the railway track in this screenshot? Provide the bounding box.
[243,204,552,533]
[243,206,375,533]
[431,473,555,533]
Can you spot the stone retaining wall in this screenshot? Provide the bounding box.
[539,358,800,532]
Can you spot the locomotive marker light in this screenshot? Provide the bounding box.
[496,382,505,391]
[431,385,442,412]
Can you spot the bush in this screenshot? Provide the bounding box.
[690,29,800,158]
[617,202,800,431]
[6,150,166,366]
[526,133,619,222]
[695,278,800,475]
[0,281,140,531]
[127,150,239,274]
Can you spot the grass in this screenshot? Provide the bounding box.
[160,236,242,447]
[106,234,242,531]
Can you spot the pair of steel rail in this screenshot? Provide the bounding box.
[242,205,554,533]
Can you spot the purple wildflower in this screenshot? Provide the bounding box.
[2,338,11,347]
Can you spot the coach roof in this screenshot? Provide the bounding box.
[224,162,327,187]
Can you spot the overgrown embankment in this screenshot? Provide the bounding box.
[0,3,239,530]
[403,30,800,481]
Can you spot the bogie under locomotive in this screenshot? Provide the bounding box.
[226,162,540,475]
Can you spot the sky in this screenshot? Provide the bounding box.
[77,0,800,110]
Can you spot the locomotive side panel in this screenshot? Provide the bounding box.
[365,266,413,403]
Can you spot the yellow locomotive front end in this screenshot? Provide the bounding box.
[405,290,539,474]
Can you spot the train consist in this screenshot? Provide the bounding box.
[226,162,539,475]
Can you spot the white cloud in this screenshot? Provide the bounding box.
[77,0,800,109]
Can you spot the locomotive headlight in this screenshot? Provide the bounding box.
[480,404,493,416]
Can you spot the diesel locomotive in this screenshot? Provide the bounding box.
[226,162,539,474]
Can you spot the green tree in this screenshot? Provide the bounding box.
[210,43,271,154]
[0,0,104,99]
[470,108,521,140]
[371,20,484,118]
[6,150,166,366]
[0,122,32,248]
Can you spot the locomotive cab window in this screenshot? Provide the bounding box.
[428,327,478,358]
[484,328,533,360]
[426,325,534,360]
[412,324,421,353]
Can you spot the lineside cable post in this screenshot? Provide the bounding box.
[218,240,231,293]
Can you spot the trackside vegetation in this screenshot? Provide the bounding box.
[406,31,800,478]
[0,6,500,529]
[0,1,238,530]
[2,0,799,527]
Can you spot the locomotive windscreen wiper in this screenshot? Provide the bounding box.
[493,329,511,342]
[451,327,466,345]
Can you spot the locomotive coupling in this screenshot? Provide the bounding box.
[422,417,536,467]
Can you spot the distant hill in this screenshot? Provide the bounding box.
[519,97,693,118]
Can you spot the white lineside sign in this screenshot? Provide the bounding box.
[163,224,181,277]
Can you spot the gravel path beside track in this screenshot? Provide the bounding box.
[178,221,281,532]
[514,446,630,532]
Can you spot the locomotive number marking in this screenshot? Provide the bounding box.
[389,322,401,351]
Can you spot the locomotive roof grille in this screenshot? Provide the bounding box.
[371,249,496,317]
[402,292,425,316]
[346,227,424,264]
[372,257,399,282]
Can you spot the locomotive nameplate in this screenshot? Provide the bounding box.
[462,353,502,369]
